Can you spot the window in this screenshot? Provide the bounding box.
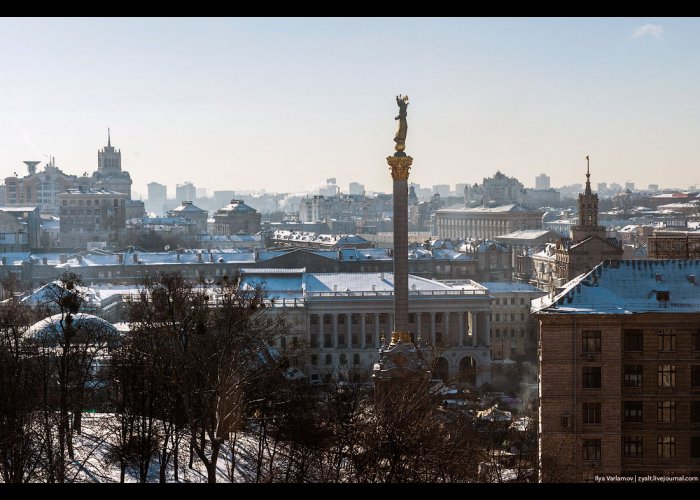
[510,329,515,338]
[353,353,360,365]
[379,314,386,324]
[510,314,515,322]
[657,401,676,423]
[338,315,345,325]
[495,298,500,305]
[520,298,525,305]
[624,329,643,351]
[658,365,676,387]
[351,314,358,325]
[658,330,676,351]
[325,354,332,365]
[323,315,331,325]
[623,436,643,459]
[583,402,601,424]
[624,365,643,387]
[324,334,332,348]
[582,439,601,461]
[692,437,700,459]
[520,328,525,338]
[310,334,318,348]
[339,354,347,364]
[693,330,700,352]
[520,313,525,322]
[657,436,675,458]
[310,315,318,325]
[495,329,500,338]
[496,314,500,321]
[624,401,643,423]
[510,298,515,305]
[692,401,700,423]
[692,366,700,388]
[366,315,373,324]
[310,354,318,366]
[408,313,415,323]
[436,313,442,323]
[582,367,601,388]
[582,330,602,353]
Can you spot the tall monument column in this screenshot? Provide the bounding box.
[387,153,413,342]
[373,95,432,394]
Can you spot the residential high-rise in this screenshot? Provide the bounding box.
[534,260,700,482]
[349,181,365,195]
[147,182,167,216]
[176,181,197,202]
[535,173,551,190]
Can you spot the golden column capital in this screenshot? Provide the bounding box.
[387,155,413,181]
[390,330,413,345]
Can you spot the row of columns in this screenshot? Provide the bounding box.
[314,311,490,349]
[438,217,510,240]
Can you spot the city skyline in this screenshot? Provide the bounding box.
[2,18,700,196]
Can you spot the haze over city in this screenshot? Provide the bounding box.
[2,17,700,196]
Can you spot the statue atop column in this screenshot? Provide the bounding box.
[393,94,409,154]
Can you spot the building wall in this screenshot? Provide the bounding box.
[648,233,700,259]
[435,210,543,240]
[296,294,492,388]
[58,191,127,249]
[538,314,700,482]
[490,290,545,362]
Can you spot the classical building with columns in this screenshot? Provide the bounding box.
[240,269,493,388]
[434,204,544,241]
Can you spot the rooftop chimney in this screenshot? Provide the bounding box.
[689,274,696,285]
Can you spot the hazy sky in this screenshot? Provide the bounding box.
[1,17,699,198]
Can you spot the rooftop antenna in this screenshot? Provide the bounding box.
[108,127,111,147]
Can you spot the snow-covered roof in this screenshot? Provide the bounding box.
[170,201,206,213]
[217,199,257,213]
[25,313,120,345]
[480,282,545,294]
[437,204,540,214]
[533,259,700,315]
[303,272,453,293]
[495,229,555,240]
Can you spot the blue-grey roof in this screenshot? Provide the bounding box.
[533,259,700,314]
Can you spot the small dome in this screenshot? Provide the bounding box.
[25,313,121,346]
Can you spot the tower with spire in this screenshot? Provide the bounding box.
[570,155,606,242]
[98,128,122,176]
[93,128,132,198]
[552,155,623,287]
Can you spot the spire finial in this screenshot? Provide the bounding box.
[108,127,111,147]
[584,155,592,195]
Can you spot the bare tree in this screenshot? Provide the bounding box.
[123,272,288,483]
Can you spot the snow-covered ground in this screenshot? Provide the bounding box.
[65,413,263,483]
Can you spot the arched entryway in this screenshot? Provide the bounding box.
[459,356,477,388]
[434,356,449,382]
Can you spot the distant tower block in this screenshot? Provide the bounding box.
[24,161,40,176]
